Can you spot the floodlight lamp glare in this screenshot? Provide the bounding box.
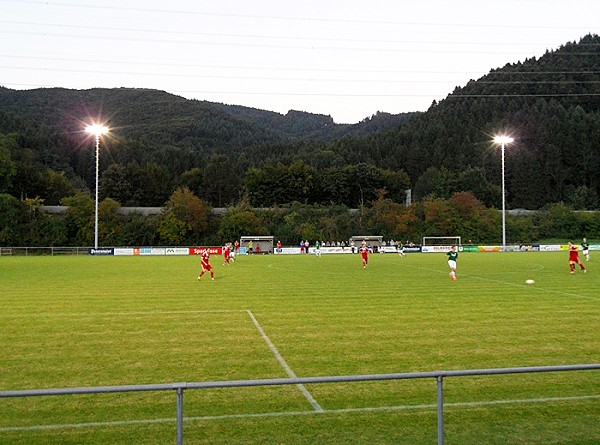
[494,135,514,144]
[85,124,109,136]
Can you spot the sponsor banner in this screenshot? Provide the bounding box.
[114,248,134,256]
[517,244,540,252]
[275,247,300,255]
[189,247,222,255]
[322,246,352,254]
[421,245,454,253]
[275,246,353,254]
[166,247,189,256]
[134,247,154,255]
[88,248,114,256]
[103,243,593,257]
[478,246,500,252]
[539,244,561,252]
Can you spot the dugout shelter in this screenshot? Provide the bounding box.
[349,236,383,252]
[240,236,274,254]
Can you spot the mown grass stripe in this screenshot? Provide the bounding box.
[1,394,597,432]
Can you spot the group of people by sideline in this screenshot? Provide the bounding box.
[197,238,592,282]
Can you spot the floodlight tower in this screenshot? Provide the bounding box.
[85,124,109,249]
[494,135,514,251]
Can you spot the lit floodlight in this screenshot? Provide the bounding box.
[85,123,109,250]
[494,135,514,145]
[85,124,109,137]
[493,135,515,251]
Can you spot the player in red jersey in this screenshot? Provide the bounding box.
[198,249,215,280]
[359,241,369,269]
[568,241,586,274]
[223,243,231,266]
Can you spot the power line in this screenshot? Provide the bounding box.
[1,0,596,31]
[3,63,600,85]
[1,29,580,56]
[0,19,583,49]
[2,54,600,77]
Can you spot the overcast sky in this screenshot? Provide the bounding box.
[1,0,599,123]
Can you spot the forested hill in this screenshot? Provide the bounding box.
[357,34,600,209]
[0,34,599,211]
[0,87,417,146]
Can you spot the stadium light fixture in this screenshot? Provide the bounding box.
[493,135,514,251]
[85,124,109,250]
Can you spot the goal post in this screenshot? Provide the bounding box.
[422,236,461,247]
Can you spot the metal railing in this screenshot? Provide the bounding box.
[1,364,599,445]
[0,246,90,256]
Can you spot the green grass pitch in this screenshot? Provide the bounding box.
[1,251,599,444]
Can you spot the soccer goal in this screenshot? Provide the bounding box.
[422,236,461,247]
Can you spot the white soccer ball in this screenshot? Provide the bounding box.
[525,279,535,285]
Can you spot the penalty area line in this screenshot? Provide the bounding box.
[246,309,324,413]
[0,309,246,319]
[2,394,597,432]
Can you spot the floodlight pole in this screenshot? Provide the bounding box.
[494,136,514,251]
[93,133,100,249]
[85,124,109,250]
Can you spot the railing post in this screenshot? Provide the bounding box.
[176,386,184,445]
[437,375,444,445]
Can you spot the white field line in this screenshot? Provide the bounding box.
[400,262,600,302]
[0,310,244,319]
[466,274,600,302]
[246,309,324,413]
[6,308,324,413]
[2,394,598,432]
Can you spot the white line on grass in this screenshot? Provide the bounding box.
[2,394,597,432]
[466,275,600,302]
[246,310,324,413]
[399,262,600,302]
[0,310,244,319]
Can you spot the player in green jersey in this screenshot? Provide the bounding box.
[582,238,590,261]
[447,245,458,281]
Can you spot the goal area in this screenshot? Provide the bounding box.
[422,236,461,247]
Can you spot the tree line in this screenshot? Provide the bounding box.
[1,188,598,248]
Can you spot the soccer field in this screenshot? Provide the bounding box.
[1,252,599,444]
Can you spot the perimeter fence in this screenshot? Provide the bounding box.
[2,364,599,445]
[0,247,89,256]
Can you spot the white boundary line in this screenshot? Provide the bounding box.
[2,394,598,432]
[1,308,321,413]
[0,310,242,319]
[246,310,324,413]
[466,275,600,302]
[2,305,597,433]
[400,262,600,302]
